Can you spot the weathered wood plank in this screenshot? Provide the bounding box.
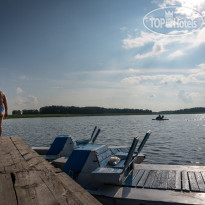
[123,170,139,186]
[167,170,176,190]
[130,169,144,187]
[39,170,89,204]
[159,170,169,189]
[4,164,17,173]
[14,171,58,205]
[0,174,18,205]
[182,171,189,192]
[151,170,163,189]
[57,172,102,205]
[195,172,205,192]
[0,166,5,173]
[151,170,169,189]
[137,170,150,188]
[175,171,181,191]
[201,172,205,182]
[144,170,157,188]
[188,172,199,192]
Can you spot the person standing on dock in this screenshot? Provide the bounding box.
[0,91,8,136]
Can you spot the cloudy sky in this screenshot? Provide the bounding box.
[0,0,205,113]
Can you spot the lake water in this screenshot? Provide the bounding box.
[3,114,205,166]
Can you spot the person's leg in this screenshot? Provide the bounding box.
[0,114,3,136]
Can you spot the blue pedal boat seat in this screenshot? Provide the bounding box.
[62,144,105,179]
[92,130,151,185]
[46,135,69,155]
[43,135,77,161]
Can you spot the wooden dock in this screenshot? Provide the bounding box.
[0,136,101,205]
[91,164,205,205]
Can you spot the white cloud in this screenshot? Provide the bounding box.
[135,43,165,59]
[122,26,205,60]
[177,90,192,103]
[122,32,156,49]
[168,50,185,59]
[121,64,205,85]
[122,74,191,85]
[156,0,205,12]
[16,87,23,94]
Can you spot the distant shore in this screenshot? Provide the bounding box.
[6,112,205,119]
[7,113,153,119]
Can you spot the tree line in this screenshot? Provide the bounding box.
[12,106,152,115]
[12,106,205,115]
[158,107,205,114]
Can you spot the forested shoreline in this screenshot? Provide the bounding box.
[12,105,152,115]
[11,105,205,116]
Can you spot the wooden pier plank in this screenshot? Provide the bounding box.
[123,170,139,186]
[15,171,58,205]
[188,172,199,192]
[38,170,79,204]
[144,170,157,188]
[195,172,205,192]
[57,172,103,205]
[151,170,163,189]
[130,169,144,187]
[201,172,205,182]
[175,171,181,191]
[182,171,189,192]
[159,170,169,189]
[0,174,17,205]
[137,170,150,188]
[167,170,176,190]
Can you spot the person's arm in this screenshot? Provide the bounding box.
[3,94,8,117]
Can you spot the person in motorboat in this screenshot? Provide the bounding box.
[156,114,161,120]
[156,114,164,120]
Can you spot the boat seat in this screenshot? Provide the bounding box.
[92,131,151,185]
[76,126,101,145]
[46,135,70,155]
[92,136,139,184]
[115,152,137,160]
[43,135,77,161]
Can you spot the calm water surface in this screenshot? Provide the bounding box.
[3,114,205,166]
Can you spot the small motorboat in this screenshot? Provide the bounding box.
[152,118,169,120]
[152,114,169,120]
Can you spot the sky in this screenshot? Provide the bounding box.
[0,0,205,113]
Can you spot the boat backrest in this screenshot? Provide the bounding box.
[91,129,101,144]
[90,126,97,141]
[137,130,151,154]
[95,145,112,167]
[123,137,139,172]
[60,136,77,157]
[46,135,69,155]
[123,130,151,170]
